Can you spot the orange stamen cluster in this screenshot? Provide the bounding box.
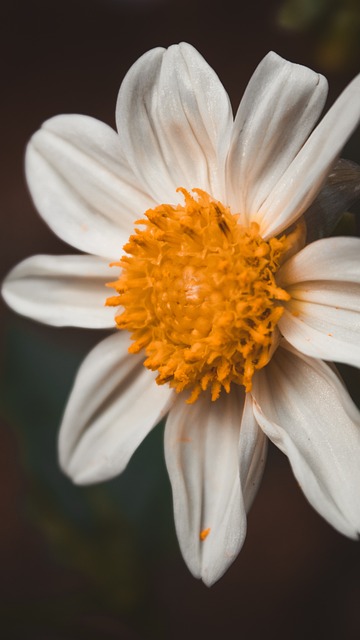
[106,189,291,402]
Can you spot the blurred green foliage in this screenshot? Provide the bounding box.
[1,320,177,637]
[277,0,360,71]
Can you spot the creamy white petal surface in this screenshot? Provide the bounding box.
[259,72,360,238]
[26,115,153,259]
[240,395,268,512]
[2,254,115,328]
[252,343,360,537]
[165,389,266,586]
[59,331,174,484]
[278,237,360,366]
[279,297,360,368]
[116,42,233,204]
[227,51,328,222]
[278,236,360,284]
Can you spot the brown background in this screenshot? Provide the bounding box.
[1,1,360,638]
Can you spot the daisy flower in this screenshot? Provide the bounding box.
[3,43,360,586]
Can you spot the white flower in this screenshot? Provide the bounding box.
[3,43,360,586]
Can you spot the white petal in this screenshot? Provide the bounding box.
[227,51,328,221]
[304,159,360,243]
[116,43,233,204]
[26,114,153,258]
[278,237,360,366]
[240,394,268,512]
[278,236,360,286]
[2,254,115,328]
[252,343,360,537]
[59,332,174,484]
[279,296,360,368]
[258,73,360,237]
[164,388,266,586]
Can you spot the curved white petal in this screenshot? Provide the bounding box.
[258,72,360,238]
[2,254,115,328]
[304,159,360,243]
[252,343,360,537]
[240,394,268,512]
[278,237,360,366]
[278,236,360,286]
[279,295,360,368]
[116,42,233,204]
[164,388,266,586]
[59,332,174,484]
[227,51,328,222]
[26,115,153,259]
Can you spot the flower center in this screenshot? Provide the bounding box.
[107,189,292,402]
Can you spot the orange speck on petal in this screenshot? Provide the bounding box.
[200,528,211,541]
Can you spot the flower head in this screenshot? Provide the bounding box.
[107,187,295,400]
[3,43,360,586]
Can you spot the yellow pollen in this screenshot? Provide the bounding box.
[200,528,211,541]
[106,189,293,402]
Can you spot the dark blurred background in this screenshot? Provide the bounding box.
[1,0,360,638]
